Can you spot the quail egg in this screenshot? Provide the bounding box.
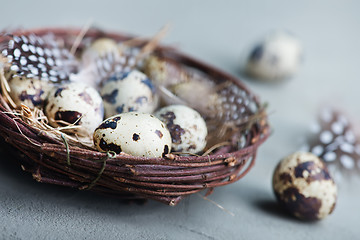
[93,112,172,158]
[44,82,104,137]
[8,76,53,109]
[155,105,207,154]
[81,38,119,63]
[143,55,182,87]
[244,32,302,81]
[101,70,159,118]
[272,152,337,220]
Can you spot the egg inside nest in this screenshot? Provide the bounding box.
[93,112,172,158]
[155,104,207,154]
[44,82,104,138]
[101,70,159,118]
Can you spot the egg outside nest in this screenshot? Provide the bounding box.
[244,31,302,82]
[272,152,337,221]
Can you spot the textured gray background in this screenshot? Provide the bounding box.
[1,0,360,239]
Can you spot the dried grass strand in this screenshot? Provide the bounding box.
[81,151,116,190]
[198,194,235,217]
[61,134,71,166]
[202,141,231,156]
[0,57,17,109]
[134,24,170,63]
[70,19,93,55]
[11,117,42,147]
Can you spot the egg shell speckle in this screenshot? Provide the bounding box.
[155,105,207,154]
[45,82,104,137]
[9,76,53,109]
[101,70,159,118]
[272,152,337,220]
[245,32,302,81]
[93,112,172,158]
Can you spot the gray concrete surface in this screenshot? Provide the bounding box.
[1,0,360,239]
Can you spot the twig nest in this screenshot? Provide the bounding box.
[44,82,104,137]
[155,105,207,154]
[8,76,53,109]
[101,70,159,118]
[93,112,172,157]
[272,152,337,220]
[244,32,302,81]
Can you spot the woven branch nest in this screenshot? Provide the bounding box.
[0,28,270,206]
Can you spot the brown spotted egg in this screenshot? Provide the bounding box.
[155,105,207,154]
[272,152,337,220]
[81,38,119,66]
[8,75,53,109]
[93,112,171,157]
[44,82,104,137]
[245,32,302,81]
[101,70,159,118]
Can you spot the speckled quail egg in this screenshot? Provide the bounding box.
[155,105,207,154]
[143,55,182,87]
[244,32,302,81]
[272,152,337,220]
[44,82,104,137]
[101,70,159,118]
[8,76,53,109]
[81,38,119,63]
[93,112,172,158]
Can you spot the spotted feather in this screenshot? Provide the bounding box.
[307,107,360,175]
[0,33,78,83]
[71,44,141,89]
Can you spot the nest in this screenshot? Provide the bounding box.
[0,27,270,206]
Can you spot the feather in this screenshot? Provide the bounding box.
[156,85,187,106]
[70,44,142,89]
[307,107,360,180]
[0,33,78,83]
